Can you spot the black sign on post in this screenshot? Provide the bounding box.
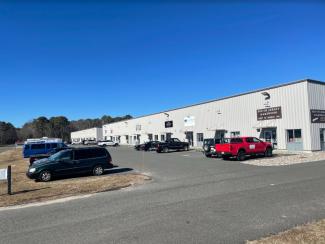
[310,109,325,123]
[165,121,173,128]
[257,106,282,121]
[7,165,11,195]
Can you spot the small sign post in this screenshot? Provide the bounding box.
[0,166,11,195]
[7,166,12,195]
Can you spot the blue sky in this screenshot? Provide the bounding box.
[1,1,325,127]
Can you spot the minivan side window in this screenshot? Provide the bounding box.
[51,143,58,148]
[75,148,107,160]
[46,144,51,149]
[31,144,46,150]
[25,145,30,150]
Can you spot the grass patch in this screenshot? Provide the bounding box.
[247,219,325,244]
[0,148,150,207]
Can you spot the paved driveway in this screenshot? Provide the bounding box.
[1,146,325,244]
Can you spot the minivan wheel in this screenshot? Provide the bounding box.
[93,165,104,176]
[39,170,52,182]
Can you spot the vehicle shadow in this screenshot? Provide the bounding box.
[12,187,51,195]
[51,167,134,181]
[105,167,133,174]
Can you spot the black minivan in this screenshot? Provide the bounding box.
[26,147,114,182]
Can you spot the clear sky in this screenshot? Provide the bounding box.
[1,1,325,127]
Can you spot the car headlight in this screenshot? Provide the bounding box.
[29,168,36,173]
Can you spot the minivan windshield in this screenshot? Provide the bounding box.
[48,150,71,161]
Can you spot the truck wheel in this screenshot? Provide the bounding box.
[237,150,246,161]
[204,152,211,158]
[265,147,273,157]
[163,147,169,153]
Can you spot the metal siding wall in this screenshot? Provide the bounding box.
[103,82,312,150]
[308,83,325,150]
[70,128,102,141]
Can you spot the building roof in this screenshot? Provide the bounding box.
[104,78,324,126]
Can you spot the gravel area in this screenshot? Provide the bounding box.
[242,151,325,166]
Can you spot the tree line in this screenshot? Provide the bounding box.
[0,115,132,145]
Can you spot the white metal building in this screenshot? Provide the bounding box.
[71,127,103,144]
[102,79,325,152]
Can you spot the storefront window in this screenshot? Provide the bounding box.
[287,129,302,142]
[230,131,240,137]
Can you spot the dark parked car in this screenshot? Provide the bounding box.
[135,141,160,151]
[202,138,221,158]
[26,147,113,182]
[156,138,189,153]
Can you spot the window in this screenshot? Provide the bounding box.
[173,138,181,142]
[31,144,46,150]
[224,138,243,143]
[197,133,204,142]
[154,135,159,141]
[253,138,262,143]
[161,135,165,141]
[46,144,51,149]
[24,145,30,150]
[230,131,240,137]
[287,129,302,142]
[75,148,107,160]
[148,134,153,141]
[245,137,254,143]
[59,151,72,160]
[51,143,58,148]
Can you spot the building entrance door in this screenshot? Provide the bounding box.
[320,129,325,151]
[185,131,194,146]
[166,133,172,140]
[215,130,226,142]
[260,128,277,149]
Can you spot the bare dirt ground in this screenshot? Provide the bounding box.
[247,219,325,244]
[0,149,150,207]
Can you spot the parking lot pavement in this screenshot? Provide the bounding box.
[1,146,325,244]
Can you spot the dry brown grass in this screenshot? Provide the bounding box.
[0,148,150,207]
[247,219,325,244]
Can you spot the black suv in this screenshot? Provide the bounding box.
[156,138,189,153]
[202,138,221,158]
[26,147,113,182]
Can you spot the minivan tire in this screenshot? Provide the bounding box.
[39,170,52,182]
[93,165,104,176]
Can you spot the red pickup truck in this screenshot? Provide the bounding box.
[215,137,273,161]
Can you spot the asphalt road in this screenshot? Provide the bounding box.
[1,146,325,244]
